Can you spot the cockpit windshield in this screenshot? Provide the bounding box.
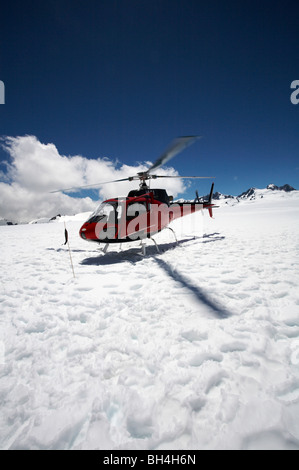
[88,202,119,224]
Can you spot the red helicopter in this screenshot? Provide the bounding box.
[53,136,217,254]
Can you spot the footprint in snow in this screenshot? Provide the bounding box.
[205,371,228,394]
[189,352,223,367]
[221,278,242,285]
[181,329,208,342]
[220,342,247,353]
[187,395,206,412]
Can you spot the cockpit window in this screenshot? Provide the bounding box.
[88,202,118,223]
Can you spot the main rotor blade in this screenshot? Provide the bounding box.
[150,175,215,179]
[49,176,137,194]
[146,136,201,174]
[50,135,203,193]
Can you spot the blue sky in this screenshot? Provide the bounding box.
[0,0,298,210]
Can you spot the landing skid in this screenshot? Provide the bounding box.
[167,227,178,245]
[140,237,160,256]
[140,227,178,256]
[99,226,179,256]
[100,243,109,254]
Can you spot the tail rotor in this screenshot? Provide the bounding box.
[205,182,216,218]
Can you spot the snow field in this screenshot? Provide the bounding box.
[0,194,299,449]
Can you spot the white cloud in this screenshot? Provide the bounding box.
[0,135,186,223]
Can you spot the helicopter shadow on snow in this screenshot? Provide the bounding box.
[202,232,225,243]
[80,232,229,318]
[79,237,197,266]
[80,232,225,264]
[154,257,230,319]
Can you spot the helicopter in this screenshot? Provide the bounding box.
[52,136,217,254]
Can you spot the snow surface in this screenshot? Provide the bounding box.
[1,190,299,450]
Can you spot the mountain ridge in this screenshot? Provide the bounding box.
[212,183,296,201]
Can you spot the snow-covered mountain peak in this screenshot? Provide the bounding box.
[211,183,298,207]
[266,183,296,192]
